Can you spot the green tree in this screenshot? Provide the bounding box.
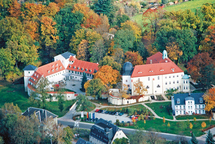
[189,133,198,144]
[206,130,215,144]
[116,14,130,27]
[113,137,129,144]
[84,78,106,99]
[199,64,215,89]
[162,0,168,4]
[114,29,136,51]
[135,41,148,60]
[90,39,106,63]
[76,94,94,112]
[62,126,74,143]
[0,0,13,20]
[81,72,87,91]
[128,128,146,144]
[58,95,64,112]
[154,28,197,62]
[99,56,121,71]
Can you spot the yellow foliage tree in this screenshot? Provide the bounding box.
[201,122,206,129]
[94,65,120,87]
[133,79,147,96]
[121,20,142,41]
[8,0,21,18]
[166,42,183,62]
[204,88,215,112]
[163,117,165,123]
[42,2,60,17]
[144,120,146,124]
[194,117,196,122]
[167,122,170,127]
[24,21,39,40]
[189,123,193,129]
[77,39,89,61]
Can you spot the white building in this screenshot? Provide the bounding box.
[171,93,205,116]
[122,50,190,96]
[89,118,129,144]
[23,52,99,100]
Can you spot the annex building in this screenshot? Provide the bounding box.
[23,52,99,100]
[122,50,190,96]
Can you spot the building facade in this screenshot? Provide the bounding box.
[122,50,190,96]
[171,93,205,116]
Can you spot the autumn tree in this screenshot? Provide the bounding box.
[204,88,215,112]
[0,0,13,19]
[187,52,215,85]
[112,48,124,64]
[199,64,215,89]
[125,51,143,66]
[76,94,94,112]
[133,79,147,96]
[94,65,120,87]
[201,122,206,130]
[200,3,215,30]
[84,78,106,99]
[90,39,106,63]
[99,56,121,71]
[77,39,90,61]
[116,14,130,27]
[166,42,183,64]
[42,2,60,17]
[95,14,110,35]
[190,123,193,129]
[8,0,21,18]
[163,117,165,123]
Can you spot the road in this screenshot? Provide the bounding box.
[58,118,205,144]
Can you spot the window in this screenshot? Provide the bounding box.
[85,69,87,71]
[56,64,58,66]
[56,68,58,70]
[173,81,175,84]
[48,71,50,73]
[73,66,76,69]
[52,69,54,72]
[169,76,171,78]
[158,76,160,80]
[77,67,80,70]
[157,85,160,88]
[165,76,167,79]
[177,80,179,83]
[81,68,83,70]
[69,70,70,73]
[146,86,149,89]
[169,81,171,84]
[177,75,179,77]
[89,70,92,72]
[148,77,150,81]
[126,80,128,82]
[173,75,175,78]
[165,82,167,85]
[60,66,62,69]
[127,85,130,87]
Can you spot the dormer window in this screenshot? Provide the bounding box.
[81,68,83,70]
[60,66,62,69]
[177,98,180,104]
[171,68,175,72]
[72,61,74,63]
[73,66,76,69]
[69,65,71,68]
[77,67,80,70]
[85,69,88,71]
[56,68,58,70]
[52,65,54,68]
[52,69,54,72]
[36,75,38,78]
[34,74,36,76]
[160,69,164,71]
[48,71,50,73]
[199,98,203,103]
[157,85,160,88]
[89,70,91,72]
[56,64,58,66]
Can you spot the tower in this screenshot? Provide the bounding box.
[182,74,190,93]
[162,50,168,59]
[122,62,133,94]
[23,65,37,92]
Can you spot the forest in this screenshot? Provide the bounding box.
[0,0,215,90]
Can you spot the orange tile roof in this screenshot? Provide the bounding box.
[47,91,74,94]
[146,52,172,64]
[69,56,77,61]
[67,59,99,74]
[131,62,183,78]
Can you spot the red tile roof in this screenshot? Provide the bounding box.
[131,62,183,78]
[69,56,77,61]
[67,58,99,74]
[146,52,172,64]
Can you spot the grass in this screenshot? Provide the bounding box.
[124,118,215,137]
[176,114,211,120]
[0,80,76,117]
[145,102,173,119]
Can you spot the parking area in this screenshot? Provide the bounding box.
[94,112,131,123]
[64,80,85,94]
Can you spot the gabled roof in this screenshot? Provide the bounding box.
[61,52,75,59]
[131,62,183,77]
[146,52,172,64]
[90,118,119,143]
[22,107,58,122]
[173,93,204,105]
[67,58,99,74]
[23,65,37,71]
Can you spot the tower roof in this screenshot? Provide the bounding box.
[122,62,133,76]
[23,65,37,71]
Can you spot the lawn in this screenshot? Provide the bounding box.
[101,104,154,116]
[0,80,76,117]
[124,118,215,137]
[176,114,211,120]
[145,102,173,119]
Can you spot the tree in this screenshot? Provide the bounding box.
[125,51,143,66]
[204,88,215,112]
[201,122,206,130]
[84,78,106,99]
[199,64,215,89]
[128,128,146,144]
[81,72,87,91]
[187,52,215,84]
[58,94,64,112]
[154,28,197,62]
[165,42,183,64]
[206,130,215,144]
[77,39,90,61]
[114,29,136,51]
[146,128,159,144]
[42,2,60,17]
[163,117,165,123]
[133,79,147,96]
[0,0,13,20]
[135,41,149,60]
[90,39,106,63]
[94,65,120,87]
[116,14,130,27]
[194,117,196,122]
[76,94,94,112]
[167,122,170,127]
[62,126,74,143]
[112,48,124,64]
[189,133,198,144]
[95,14,109,35]
[162,0,168,4]
[190,123,193,129]
[113,137,129,144]
[8,0,21,18]
[99,56,121,71]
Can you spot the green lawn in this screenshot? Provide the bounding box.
[124,118,214,137]
[176,114,210,120]
[145,102,173,119]
[0,81,76,117]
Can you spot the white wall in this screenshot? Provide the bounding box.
[54,55,69,68]
[122,75,131,90]
[24,70,35,91]
[182,79,190,92]
[185,100,195,115]
[111,130,128,144]
[131,72,184,95]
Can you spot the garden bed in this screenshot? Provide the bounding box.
[176,114,211,120]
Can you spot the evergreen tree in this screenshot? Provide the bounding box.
[189,133,198,144]
[81,72,87,91]
[206,130,215,144]
[58,95,64,112]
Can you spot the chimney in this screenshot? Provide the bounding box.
[150,59,152,64]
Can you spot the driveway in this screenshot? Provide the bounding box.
[64,80,85,94]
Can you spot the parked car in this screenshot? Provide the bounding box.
[111,112,116,115]
[102,110,106,113]
[118,112,124,116]
[98,110,103,113]
[105,111,109,114]
[95,109,100,112]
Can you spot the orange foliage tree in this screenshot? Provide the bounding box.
[72,3,102,29]
[133,79,147,96]
[166,42,183,64]
[21,3,44,21]
[125,51,143,66]
[42,2,60,17]
[204,88,215,112]
[24,21,39,40]
[94,65,120,87]
[8,0,21,18]
[187,52,214,82]
[77,39,89,61]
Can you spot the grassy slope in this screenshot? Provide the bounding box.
[145,102,173,119]
[132,0,214,29]
[0,80,76,117]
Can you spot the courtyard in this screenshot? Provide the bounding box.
[64,79,85,94]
